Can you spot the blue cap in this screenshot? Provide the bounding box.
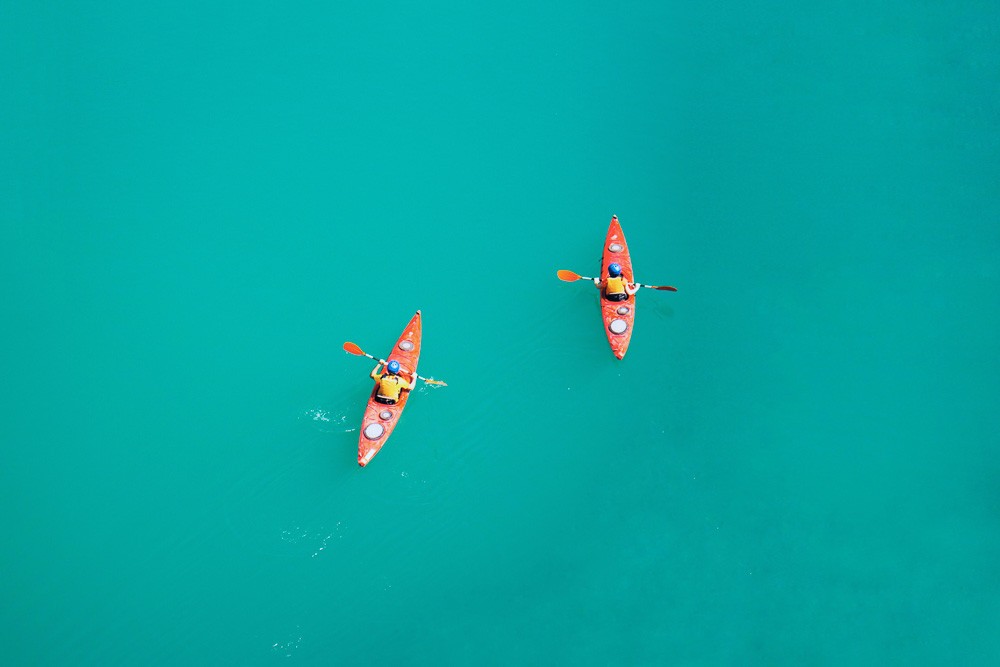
[387,360,401,374]
[608,263,622,277]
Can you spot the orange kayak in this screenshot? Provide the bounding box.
[600,215,635,359]
[357,310,422,467]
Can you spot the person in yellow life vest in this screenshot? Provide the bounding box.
[594,262,638,302]
[370,359,416,405]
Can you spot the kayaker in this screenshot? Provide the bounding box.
[594,262,638,302]
[370,359,416,405]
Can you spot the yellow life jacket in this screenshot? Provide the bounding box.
[377,374,405,401]
[605,275,626,296]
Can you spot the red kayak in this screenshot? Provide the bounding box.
[357,310,422,467]
[600,215,635,359]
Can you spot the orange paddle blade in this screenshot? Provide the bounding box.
[343,342,364,355]
[557,270,582,282]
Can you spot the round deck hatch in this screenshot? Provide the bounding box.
[608,318,628,335]
[398,340,414,351]
[363,423,385,440]
[378,410,393,421]
[608,243,624,253]
[616,306,630,315]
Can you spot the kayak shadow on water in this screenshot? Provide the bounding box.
[650,302,675,320]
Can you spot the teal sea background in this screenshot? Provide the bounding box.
[3,1,999,664]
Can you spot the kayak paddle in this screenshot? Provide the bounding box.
[343,342,448,386]
[556,269,677,292]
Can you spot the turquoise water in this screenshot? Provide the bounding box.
[3,1,999,664]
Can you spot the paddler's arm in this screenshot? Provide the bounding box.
[593,277,605,290]
[625,282,639,296]
[405,373,418,390]
[370,363,383,380]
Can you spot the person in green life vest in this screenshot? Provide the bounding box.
[370,359,416,405]
[594,262,638,302]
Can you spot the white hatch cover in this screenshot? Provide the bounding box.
[378,410,393,421]
[608,318,628,335]
[363,423,385,440]
[608,243,624,253]
[398,340,414,351]
[616,306,630,315]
